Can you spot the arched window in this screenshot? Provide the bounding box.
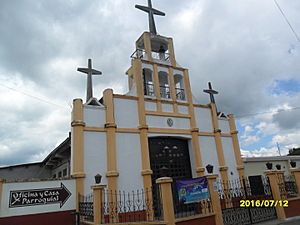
[158,71,170,99]
[143,68,154,96]
[174,74,185,100]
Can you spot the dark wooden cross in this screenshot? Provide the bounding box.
[135,0,165,35]
[77,59,102,102]
[203,82,218,104]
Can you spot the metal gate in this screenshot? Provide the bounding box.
[148,137,193,217]
[219,176,277,225]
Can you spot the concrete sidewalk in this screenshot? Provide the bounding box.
[255,216,300,225]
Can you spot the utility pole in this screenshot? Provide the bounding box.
[276,142,282,156]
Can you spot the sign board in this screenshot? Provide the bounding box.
[9,183,71,208]
[176,176,209,204]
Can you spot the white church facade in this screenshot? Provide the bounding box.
[71,21,244,196]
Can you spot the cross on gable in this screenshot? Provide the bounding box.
[135,0,165,35]
[77,59,102,103]
[203,82,218,104]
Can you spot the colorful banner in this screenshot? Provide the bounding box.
[176,176,209,204]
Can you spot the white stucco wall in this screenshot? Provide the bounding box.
[116,133,143,192]
[157,66,168,73]
[222,137,239,180]
[161,103,173,113]
[114,98,139,128]
[83,106,106,127]
[244,161,291,177]
[146,116,190,129]
[142,63,153,70]
[178,105,189,114]
[199,136,220,176]
[83,132,107,194]
[218,119,231,133]
[145,101,156,111]
[194,108,213,132]
[0,179,76,217]
[188,139,197,178]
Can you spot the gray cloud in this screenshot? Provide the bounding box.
[0,0,300,165]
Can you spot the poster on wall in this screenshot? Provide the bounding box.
[176,176,209,204]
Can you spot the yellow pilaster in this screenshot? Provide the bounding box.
[291,168,300,195]
[103,89,118,192]
[207,175,224,225]
[133,59,153,193]
[168,67,178,113]
[167,38,176,67]
[91,184,106,224]
[183,69,204,176]
[228,114,244,178]
[143,32,153,61]
[156,177,175,225]
[210,103,228,181]
[71,98,86,210]
[153,64,162,111]
[265,171,286,220]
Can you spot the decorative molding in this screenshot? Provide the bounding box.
[141,169,153,176]
[71,120,86,127]
[106,171,119,177]
[219,166,228,171]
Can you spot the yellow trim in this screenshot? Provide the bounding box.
[290,169,300,195]
[141,169,153,176]
[132,59,153,196]
[143,32,153,61]
[168,67,178,113]
[71,98,85,209]
[228,114,245,178]
[148,128,191,135]
[153,64,162,111]
[207,175,224,225]
[183,69,204,176]
[113,94,138,101]
[198,132,215,136]
[106,171,119,177]
[84,127,106,132]
[91,185,106,224]
[265,171,286,219]
[116,128,140,133]
[210,103,228,181]
[177,101,189,106]
[140,57,187,70]
[146,110,190,118]
[156,177,175,225]
[103,89,118,192]
[167,38,176,67]
[221,133,232,137]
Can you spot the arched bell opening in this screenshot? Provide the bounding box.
[143,68,155,96]
[174,74,186,100]
[158,71,170,99]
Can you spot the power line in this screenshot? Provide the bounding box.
[273,0,300,42]
[235,106,300,119]
[0,83,70,110]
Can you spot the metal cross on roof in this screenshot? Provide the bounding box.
[135,0,165,35]
[77,59,102,102]
[203,82,218,104]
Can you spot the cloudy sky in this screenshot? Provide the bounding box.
[0,0,299,166]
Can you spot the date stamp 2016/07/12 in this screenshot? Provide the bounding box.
[240,200,288,207]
